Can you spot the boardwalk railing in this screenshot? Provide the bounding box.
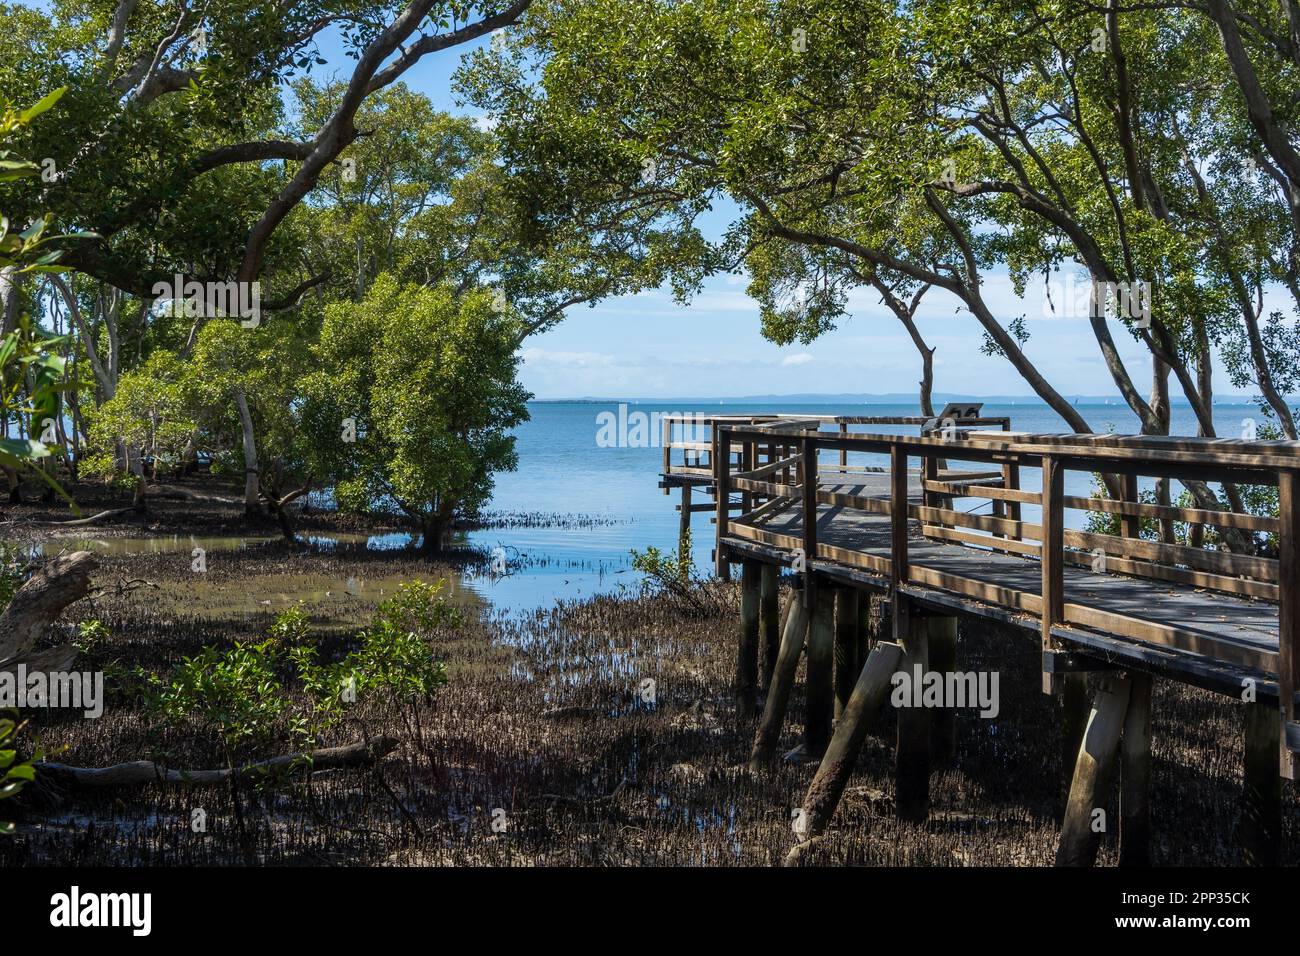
[713,423,1300,779]
[660,412,1012,488]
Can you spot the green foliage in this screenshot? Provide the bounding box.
[0,88,87,274]
[631,528,723,614]
[86,350,196,477]
[291,618,448,737]
[267,603,311,649]
[311,274,530,551]
[0,542,22,611]
[376,579,464,633]
[0,711,38,835]
[0,87,94,493]
[74,618,110,654]
[144,638,289,755]
[142,580,457,761]
[464,0,1300,435]
[631,526,694,586]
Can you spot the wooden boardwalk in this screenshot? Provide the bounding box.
[658,412,1298,865]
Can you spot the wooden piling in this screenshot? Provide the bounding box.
[678,482,692,547]
[1059,672,1089,820]
[858,594,875,666]
[759,563,780,691]
[787,641,904,855]
[714,426,731,581]
[1056,676,1132,867]
[1040,455,1064,695]
[1119,671,1152,867]
[928,616,959,766]
[1278,470,1299,779]
[805,583,834,758]
[748,590,810,770]
[737,560,760,717]
[833,588,860,719]
[1240,701,1282,866]
[895,600,932,823]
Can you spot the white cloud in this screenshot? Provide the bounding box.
[520,348,616,367]
[782,353,814,366]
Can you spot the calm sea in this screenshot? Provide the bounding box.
[464,400,1261,609]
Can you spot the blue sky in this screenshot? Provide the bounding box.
[31,6,1288,402]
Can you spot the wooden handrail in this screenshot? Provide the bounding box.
[708,422,1297,779]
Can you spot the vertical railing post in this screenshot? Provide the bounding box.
[740,439,753,516]
[1119,471,1140,552]
[662,415,672,494]
[714,426,731,580]
[801,432,819,567]
[1277,469,1299,779]
[1040,455,1064,694]
[839,422,848,471]
[1001,420,1021,527]
[890,444,909,591]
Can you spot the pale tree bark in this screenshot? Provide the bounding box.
[861,272,936,417]
[0,551,97,673]
[1205,0,1300,199]
[233,389,261,519]
[36,736,398,790]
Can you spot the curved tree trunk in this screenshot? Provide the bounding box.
[233,389,261,520]
[0,551,97,672]
[35,736,400,790]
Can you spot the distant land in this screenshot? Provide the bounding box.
[538,392,1273,405]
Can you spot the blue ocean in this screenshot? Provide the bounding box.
[462,400,1263,609]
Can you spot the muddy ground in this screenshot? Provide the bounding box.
[1,478,1296,866]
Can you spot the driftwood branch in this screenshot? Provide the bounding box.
[35,736,400,790]
[0,550,97,670]
[34,507,136,527]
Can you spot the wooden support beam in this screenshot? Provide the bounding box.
[922,454,938,510]
[1119,671,1152,867]
[858,595,875,669]
[834,588,860,719]
[759,563,780,692]
[1057,676,1132,867]
[895,598,931,823]
[1003,462,1022,522]
[928,616,959,767]
[1241,701,1282,866]
[1119,472,1141,542]
[890,446,909,590]
[1040,455,1065,695]
[785,641,904,860]
[714,427,731,581]
[805,583,834,758]
[749,590,810,770]
[1059,673,1090,822]
[678,482,692,546]
[662,416,672,496]
[801,434,819,567]
[737,560,760,718]
[1043,650,1119,675]
[1278,470,1300,779]
[740,441,754,516]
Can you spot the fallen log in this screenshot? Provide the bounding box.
[0,550,97,670]
[34,507,136,527]
[34,736,400,790]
